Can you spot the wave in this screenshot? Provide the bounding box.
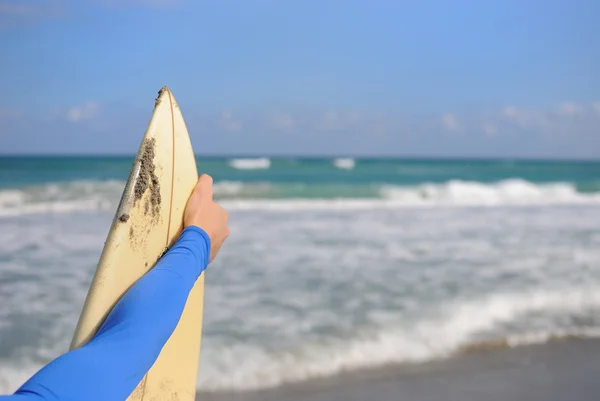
[1,179,599,217]
[378,179,600,206]
[228,158,271,170]
[332,158,355,170]
[220,179,600,210]
[195,287,600,392]
[1,287,598,394]
[0,181,121,217]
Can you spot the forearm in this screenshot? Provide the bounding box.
[8,226,210,401]
[93,225,210,348]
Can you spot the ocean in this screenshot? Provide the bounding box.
[0,156,599,394]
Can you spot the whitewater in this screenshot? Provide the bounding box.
[1,179,600,217]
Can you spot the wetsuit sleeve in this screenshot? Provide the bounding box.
[3,225,211,401]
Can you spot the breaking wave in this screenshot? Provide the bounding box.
[1,179,599,217]
[228,158,271,170]
[196,287,600,391]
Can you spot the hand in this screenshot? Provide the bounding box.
[184,174,229,263]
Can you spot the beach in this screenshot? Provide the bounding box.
[0,157,599,397]
[199,339,600,401]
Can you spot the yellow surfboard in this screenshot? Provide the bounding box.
[70,87,203,401]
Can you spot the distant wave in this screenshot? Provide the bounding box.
[221,179,600,210]
[378,179,600,206]
[332,158,355,170]
[216,179,600,207]
[1,179,600,217]
[228,158,271,170]
[194,287,600,392]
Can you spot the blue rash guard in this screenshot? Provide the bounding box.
[2,225,211,401]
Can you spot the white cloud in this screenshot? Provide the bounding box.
[314,110,364,132]
[316,110,340,131]
[592,102,600,115]
[269,113,294,132]
[219,110,242,132]
[442,113,458,131]
[501,106,549,129]
[66,102,100,122]
[317,110,340,131]
[557,102,582,117]
[503,106,518,118]
[483,123,498,136]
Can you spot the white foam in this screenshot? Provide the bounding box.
[0,189,25,207]
[221,198,391,211]
[212,181,272,198]
[212,181,246,196]
[222,179,600,210]
[0,365,42,394]
[0,199,112,217]
[380,179,600,206]
[0,181,121,217]
[228,158,271,170]
[1,179,598,217]
[196,287,600,392]
[332,158,355,170]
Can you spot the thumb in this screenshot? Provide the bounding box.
[196,174,214,200]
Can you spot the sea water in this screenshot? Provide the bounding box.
[0,157,599,392]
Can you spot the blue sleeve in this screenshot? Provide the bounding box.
[2,226,211,401]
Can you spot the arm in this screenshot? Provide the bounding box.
[5,226,210,401]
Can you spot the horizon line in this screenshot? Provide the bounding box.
[0,153,599,163]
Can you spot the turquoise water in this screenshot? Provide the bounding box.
[1,156,599,196]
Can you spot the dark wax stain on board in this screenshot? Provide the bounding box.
[155,86,166,107]
[117,88,167,226]
[134,137,162,217]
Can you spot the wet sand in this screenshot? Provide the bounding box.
[197,338,600,401]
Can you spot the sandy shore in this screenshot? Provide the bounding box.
[197,338,600,401]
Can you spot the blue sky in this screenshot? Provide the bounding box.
[1,0,599,158]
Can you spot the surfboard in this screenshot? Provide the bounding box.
[70,86,203,401]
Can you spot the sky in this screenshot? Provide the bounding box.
[0,0,599,158]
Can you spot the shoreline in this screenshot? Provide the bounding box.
[197,338,600,401]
